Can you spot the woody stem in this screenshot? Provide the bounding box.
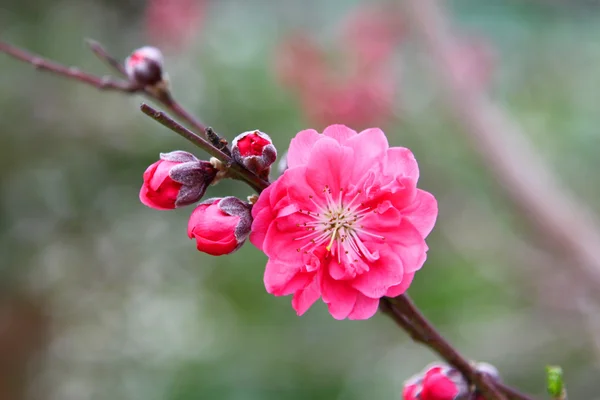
[140,104,269,193]
[380,295,535,400]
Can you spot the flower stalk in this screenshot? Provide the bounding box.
[381,295,535,400]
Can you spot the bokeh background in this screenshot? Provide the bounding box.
[2,0,600,398]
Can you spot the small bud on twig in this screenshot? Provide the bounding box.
[188,196,252,255]
[125,46,164,87]
[231,130,277,180]
[140,151,217,210]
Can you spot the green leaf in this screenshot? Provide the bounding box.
[546,366,566,399]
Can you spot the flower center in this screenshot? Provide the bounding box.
[295,186,385,264]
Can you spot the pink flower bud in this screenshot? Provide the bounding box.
[402,375,423,400]
[231,130,277,179]
[125,46,164,86]
[402,364,471,400]
[139,151,217,210]
[188,197,252,256]
[421,365,468,400]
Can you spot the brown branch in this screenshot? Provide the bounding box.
[83,40,211,137]
[85,38,127,77]
[381,296,536,400]
[0,39,210,139]
[140,104,269,193]
[0,41,137,92]
[163,97,209,140]
[496,381,539,400]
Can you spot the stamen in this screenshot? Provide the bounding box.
[344,191,362,211]
[354,227,385,240]
[293,185,380,264]
[325,223,340,251]
[349,231,378,262]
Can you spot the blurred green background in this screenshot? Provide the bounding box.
[2,0,600,399]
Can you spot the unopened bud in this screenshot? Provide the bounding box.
[231,130,277,179]
[402,375,423,400]
[139,151,217,210]
[187,197,252,256]
[125,46,164,86]
[475,362,500,381]
[402,363,472,400]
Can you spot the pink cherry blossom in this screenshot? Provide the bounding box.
[144,0,206,51]
[299,69,396,131]
[341,3,405,69]
[250,125,437,320]
[273,4,403,130]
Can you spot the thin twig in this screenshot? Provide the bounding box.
[83,40,211,137]
[140,103,269,193]
[0,39,210,139]
[381,296,536,400]
[379,297,423,342]
[382,296,525,400]
[0,41,137,92]
[85,38,127,76]
[163,97,209,138]
[206,127,232,156]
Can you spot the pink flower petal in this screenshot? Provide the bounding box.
[403,189,438,237]
[384,147,419,182]
[351,245,404,298]
[280,272,315,296]
[264,258,304,295]
[361,208,428,274]
[249,207,273,251]
[262,215,305,262]
[287,129,321,168]
[305,136,353,194]
[384,272,414,297]
[322,124,357,144]
[149,160,179,189]
[321,271,358,320]
[282,167,319,211]
[388,219,429,273]
[386,176,417,210]
[252,180,274,218]
[292,275,321,315]
[347,128,389,173]
[269,174,290,208]
[348,293,380,320]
